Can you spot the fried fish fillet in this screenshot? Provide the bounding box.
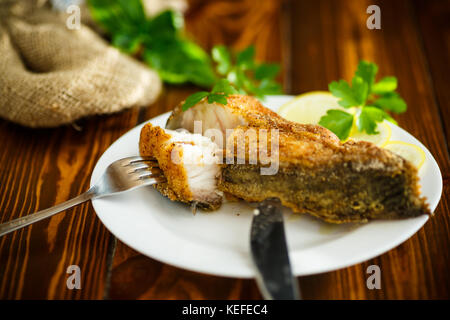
[166,94,338,148]
[165,94,430,223]
[139,124,223,210]
[221,125,429,223]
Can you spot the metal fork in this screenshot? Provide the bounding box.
[0,156,165,237]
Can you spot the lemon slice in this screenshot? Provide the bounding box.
[347,121,392,147]
[278,92,390,146]
[383,141,426,169]
[278,91,351,125]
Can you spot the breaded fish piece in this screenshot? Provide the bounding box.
[220,125,429,223]
[166,94,337,148]
[166,94,430,223]
[139,123,223,210]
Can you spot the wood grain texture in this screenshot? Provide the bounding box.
[0,110,140,298]
[0,0,449,299]
[290,0,450,299]
[414,0,450,150]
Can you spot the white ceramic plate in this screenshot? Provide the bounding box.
[90,95,443,278]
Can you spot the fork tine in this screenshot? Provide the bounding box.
[129,156,156,163]
[126,160,159,168]
[138,172,166,183]
[127,163,151,172]
[127,164,163,175]
[134,175,167,187]
[132,160,159,167]
[128,169,163,181]
[116,156,157,167]
[137,170,163,180]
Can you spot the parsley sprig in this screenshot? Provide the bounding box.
[212,45,282,98]
[181,79,238,111]
[182,45,283,111]
[87,1,283,98]
[87,0,216,87]
[319,61,407,140]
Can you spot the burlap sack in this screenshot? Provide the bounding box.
[0,0,162,128]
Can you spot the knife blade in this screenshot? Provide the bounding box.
[250,197,301,300]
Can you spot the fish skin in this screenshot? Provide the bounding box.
[165,94,430,223]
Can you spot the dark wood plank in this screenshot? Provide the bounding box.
[0,108,142,299]
[186,0,283,60]
[109,239,261,299]
[414,0,450,151]
[290,0,450,299]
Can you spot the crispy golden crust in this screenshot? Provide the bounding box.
[161,94,429,222]
[226,124,407,168]
[139,123,222,210]
[220,125,429,223]
[225,95,341,145]
[167,94,339,144]
[139,123,193,203]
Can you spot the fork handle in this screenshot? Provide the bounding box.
[0,189,96,237]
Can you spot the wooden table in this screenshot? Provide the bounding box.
[0,0,448,299]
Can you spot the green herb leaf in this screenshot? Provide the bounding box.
[112,33,142,54]
[147,10,182,36]
[87,0,147,35]
[211,79,238,94]
[373,92,407,113]
[372,76,398,94]
[88,2,215,88]
[181,92,209,111]
[182,80,238,111]
[319,110,354,140]
[358,106,386,134]
[143,38,215,87]
[236,46,255,69]
[352,76,369,105]
[254,79,283,98]
[210,45,282,97]
[328,80,359,108]
[207,93,228,105]
[212,45,232,75]
[327,61,407,140]
[88,3,282,96]
[254,63,280,80]
[235,68,254,91]
[355,60,378,91]
[381,110,398,125]
[225,70,247,94]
